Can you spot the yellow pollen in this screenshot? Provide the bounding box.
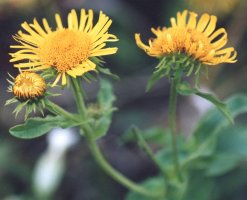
[151,27,212,57]
[38,29,91,72]
[13,72,46,100]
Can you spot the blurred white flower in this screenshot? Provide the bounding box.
[33,128,79,198]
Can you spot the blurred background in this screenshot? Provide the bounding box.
[0,0,247,199]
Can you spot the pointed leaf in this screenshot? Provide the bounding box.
[193,94,247,142]
[177,81,233,124]
[9,115,84,139]
[196,92,233,124]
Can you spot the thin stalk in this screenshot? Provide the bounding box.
[87,135,163,198]
[168,77,182,181]
[45,99,78,121]
[70,78,87,118]
[134,128,168,180]
[71,77,164,198]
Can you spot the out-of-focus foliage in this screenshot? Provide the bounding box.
[126,94,247,200]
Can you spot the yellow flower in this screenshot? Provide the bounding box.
[10,9,118,86]
[12,72,46,100]
[135,10,237,66]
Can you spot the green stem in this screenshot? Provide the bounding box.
[168,77,182,181]
[45,99,78,121]
[71,77,163,198]
[70,77,87,118]
[134,127,168,180]
[87,135,163,198]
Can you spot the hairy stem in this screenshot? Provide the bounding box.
[71,77,164,198]
[168,77,182,181]
[45,99,78,121]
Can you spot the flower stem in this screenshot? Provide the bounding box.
[168,77,182,181]
[133,127,168,180]
[70,78,87,118]
[86,134,163,198]
[45,99,78,121]
[71,77,164,199]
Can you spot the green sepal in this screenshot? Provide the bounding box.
[146,53,202,92]
[90,57,120,80]
[176,81,233,124]
[40,68,57,81]
[97,65,120,80]
[146,57,168,91]
[9,115,88,139]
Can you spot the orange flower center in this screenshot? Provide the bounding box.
[38,29,91,72]
[151,27,212,58]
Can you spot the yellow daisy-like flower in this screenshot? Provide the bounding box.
[13,72,46,100]
[135,10,237,66]
[10,9,118,86]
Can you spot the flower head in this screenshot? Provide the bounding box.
[135,10,237,66]
[10,9,118,86]
[6,72,47,118]
[13,72,46,100]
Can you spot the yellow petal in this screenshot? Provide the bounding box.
[135,33,150,51]
[62,72,67,85]
[55,14,63,30]
[197,13,210,32]
[177,10,188,27]
[187,12,197,29]
[52,73,62,87]
[90,47,118,57]
[209,28,226,41]
[203,15,217,36]
[170,17,177,27]
[84,9,94,32]
[79,9,87,31]
[42,18,52,33]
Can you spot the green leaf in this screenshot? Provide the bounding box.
[182,170,216,200]
[9,115,81,139]
[193,94,247,142]
[93,79,116,139]
[93,117,112,139]
[98,79,116,109]
[181,135,217,170]
[206,154,240,177]
[176,81,233,124]
[217,126,247,158]
[125,177,165,200]
[181,95,247,170]
[196,92,233,124]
